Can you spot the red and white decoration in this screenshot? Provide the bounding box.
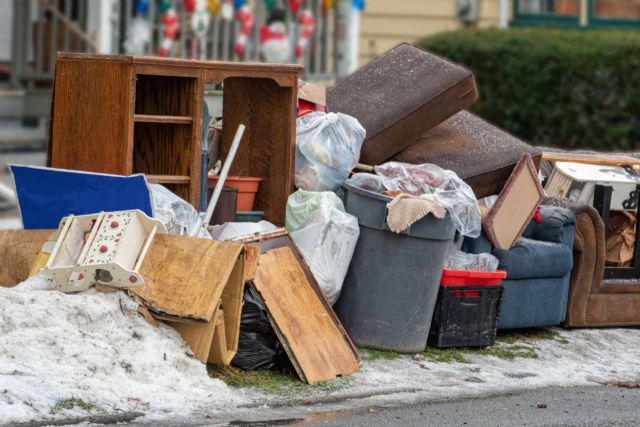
[158,7,180,57]
[295,9,314,58]
[234,4,255,57]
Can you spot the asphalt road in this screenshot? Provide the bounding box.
[297,385,640,427]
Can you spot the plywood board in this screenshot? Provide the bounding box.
[542,151,640,166]
[252,247,360,384]
[0,229,53,287]
[132,234,244,321]
[483,154,545,250]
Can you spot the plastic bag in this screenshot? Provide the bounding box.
[150,184,210,238]
[295,112,366,191]
[285,189,345,232]
[231,288,288,371]
[210,221,277,241]
[291,203,359,305]
[345,173,384,193]
[446,251,499,272]
[373,162,482,238]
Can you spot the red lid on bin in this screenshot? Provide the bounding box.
[440,268,507,287]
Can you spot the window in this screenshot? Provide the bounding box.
[513,0,580,26]
[512,0,640,28]
[590,0,640,28]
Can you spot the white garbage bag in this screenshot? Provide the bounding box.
[445,251,499,272]
[150,184,211,239]
[210,221,277,241]
[291,203,360,305]
[285,189,345,232]
[295,112,366,191]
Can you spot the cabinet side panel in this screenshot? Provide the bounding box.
[221,77,296,225]
[50,59,133,174]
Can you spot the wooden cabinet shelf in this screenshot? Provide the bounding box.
[145,175,191,184]
[134,114,193,124]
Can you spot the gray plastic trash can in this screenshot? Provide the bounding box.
[334,183,458,353]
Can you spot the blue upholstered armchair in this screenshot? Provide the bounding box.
[463,206,576,329]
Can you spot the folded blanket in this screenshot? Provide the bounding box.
[386,194,446,233]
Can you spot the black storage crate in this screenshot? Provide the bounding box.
[428,269,505,348]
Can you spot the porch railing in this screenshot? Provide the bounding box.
[10,0,336,91]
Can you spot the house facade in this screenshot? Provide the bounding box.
[359,0,640,65]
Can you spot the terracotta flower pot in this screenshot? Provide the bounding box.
[208,176,261,211]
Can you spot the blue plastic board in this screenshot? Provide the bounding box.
[11,165,153,229]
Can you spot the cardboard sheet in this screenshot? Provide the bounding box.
[130,234,245,365]
[132,235,244,321]
[252,246,360,384]
[0,229,53,286]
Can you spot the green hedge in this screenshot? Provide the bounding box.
[417,28,640,151]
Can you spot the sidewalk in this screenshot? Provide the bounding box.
[2,276,640,426]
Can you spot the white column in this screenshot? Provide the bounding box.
[87,0,116,54]
[335,0,360,79]
[499,0,510,28]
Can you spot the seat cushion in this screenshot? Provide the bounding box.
[493,237,573,280]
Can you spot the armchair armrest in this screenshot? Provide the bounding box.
[522,206,575,247]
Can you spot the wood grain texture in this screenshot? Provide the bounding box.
[252,247,360,384]
[132,234,244,321]
[0,229,53,287]
[135,74,195,116]
[222,77,298,225]
[542,152,640,166]
[133,122,193,201]
[134,115,193,124]
[50,57,134,174]
[145,175,191,184]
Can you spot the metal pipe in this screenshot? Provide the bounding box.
[193,124,246,236]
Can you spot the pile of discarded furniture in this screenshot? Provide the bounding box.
[2,44,640,383]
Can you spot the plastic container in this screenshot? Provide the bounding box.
[236,211,265,222]
[206,186,237,225]
[208,176,261,211]
[334,183,458,353]
[428,269,506,349]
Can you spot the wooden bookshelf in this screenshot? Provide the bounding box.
[48,53,302,223]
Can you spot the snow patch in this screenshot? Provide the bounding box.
[0,276,244,424]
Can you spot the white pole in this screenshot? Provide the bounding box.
[192,124,246,236]
[499,0,509,28]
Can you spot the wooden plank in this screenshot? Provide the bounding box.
[0,230,53,287]
[134,114,193,124]
[252,247,360,384]
[50,57,134,175]
[542,151,640,166]
[132,234,244,321]
[145,175,191,184]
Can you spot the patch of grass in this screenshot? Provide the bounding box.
[360,348,405,361]
[50,397,97,414]
[418,328,563,363]
[477,344,538,360]
[207,365,350,395]
[421,347,471,364]
[496,328,559,345]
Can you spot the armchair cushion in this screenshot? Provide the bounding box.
[493,237,573,280]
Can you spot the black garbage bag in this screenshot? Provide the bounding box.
[231,287,288,371]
